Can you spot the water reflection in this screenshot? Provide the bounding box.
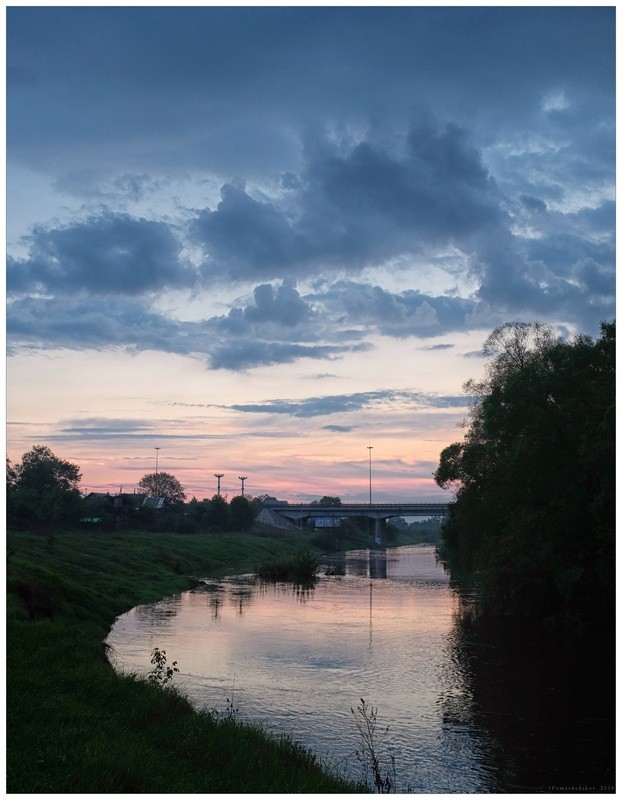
[446,605,616,792]
[256,579,316,603]
[106,546,614,793]
[228,585,253,616]
[369,549,387,579]
[209,593,223,620]
[133,594,183,626]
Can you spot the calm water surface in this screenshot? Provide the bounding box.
[106,545,614,793]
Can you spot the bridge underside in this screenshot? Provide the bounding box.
[272,503,448,547]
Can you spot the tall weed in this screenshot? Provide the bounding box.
[351,698,396,793]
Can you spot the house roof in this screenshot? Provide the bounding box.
[142,496,165,509]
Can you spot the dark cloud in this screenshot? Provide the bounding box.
[46,416,297,442]
[310,281,476,339]
[51,171,163,202]
[209,340,365,371]
[229,391,397,418]
[188,120,613,335]
[8,211,196,296]
[228,389,466,418]
[573,259,615,298]
[322,425,355,432]
[6,278,368,370]
[192,123,505,282]
[6,7,615,362]
[8,8,613,177]
[55,418,160,438]
[218,282,315,334]
[520,195,547,213]
[191,183,309,280]
[6,295,198,357]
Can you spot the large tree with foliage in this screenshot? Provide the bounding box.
[205,494,229,530]
[435,322,615,625]
[311,496,342,506]
[229,495,255,531]
[138,472,186,504]
[8,445,84,523]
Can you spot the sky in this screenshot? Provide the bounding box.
[6,5,616,502]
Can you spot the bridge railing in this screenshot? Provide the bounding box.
[272,502,448,510]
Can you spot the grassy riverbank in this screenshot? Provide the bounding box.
[7,527,364,793]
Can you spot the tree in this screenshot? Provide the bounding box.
[138,472,186,504]
[9,445,83,523]
[311,496,342,506]
[435,322,615,625]
[464,321,559,399]
[7,457,18,492]
[205,494,229,530]
[229,495,255,531]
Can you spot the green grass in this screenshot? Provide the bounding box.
[7,527,363,793]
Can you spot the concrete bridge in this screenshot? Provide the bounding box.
[271,502,449,546]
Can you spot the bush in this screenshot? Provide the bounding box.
[257,547,317,583]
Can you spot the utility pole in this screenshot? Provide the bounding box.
[214,473,224,497]
[154,447,161,497]
[367,446,373,506]
[238,476,247,497]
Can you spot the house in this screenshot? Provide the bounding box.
[142,496,165,510]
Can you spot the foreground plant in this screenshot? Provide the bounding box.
[351,698,396,793]
[148,647,179,687]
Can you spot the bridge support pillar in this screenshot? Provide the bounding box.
[369,517,387,548]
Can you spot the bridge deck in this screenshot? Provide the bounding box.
[272,502,448,518]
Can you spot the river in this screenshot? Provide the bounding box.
[106,545,614,793]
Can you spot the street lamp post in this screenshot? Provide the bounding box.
[214,473,224,497]
[367,446,373,506]
[154,447,161,497]
[238,476,247,497]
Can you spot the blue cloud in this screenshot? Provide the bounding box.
[8,211,196,296]
[228,390,467,418]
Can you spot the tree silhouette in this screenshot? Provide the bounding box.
[9,445,83,522]
[435,321,615,624]
[229,495,255,531]
[138,472,186,504]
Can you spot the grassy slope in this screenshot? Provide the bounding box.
[7,527,364,793]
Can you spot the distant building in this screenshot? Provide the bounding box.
[84,492,111,503]
[314,516,342,528]
[83,491,144,527]
[142,496,165,510]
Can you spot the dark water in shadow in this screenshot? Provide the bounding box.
[106,545,615,792]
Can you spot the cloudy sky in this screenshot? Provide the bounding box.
[6,5,615,502]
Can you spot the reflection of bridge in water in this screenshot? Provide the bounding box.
[273,502,449,547]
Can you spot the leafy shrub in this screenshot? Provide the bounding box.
[257,547,317,583]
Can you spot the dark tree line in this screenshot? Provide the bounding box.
[92,493,257,534]
[435,321,614,626]
[6,445,257,533]
[184,494,256,533]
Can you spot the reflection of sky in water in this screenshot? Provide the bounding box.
[106,546,496,792]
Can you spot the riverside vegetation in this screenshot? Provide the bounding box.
[7,526,369,793]
[435,321,615,628]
